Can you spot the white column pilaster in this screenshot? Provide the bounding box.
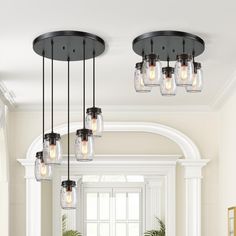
[179,159,209,236]
[18,159,41,236]
[145,176,164,230]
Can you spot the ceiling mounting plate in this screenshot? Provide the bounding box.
[132,30,205,61]
[33,30,105,61]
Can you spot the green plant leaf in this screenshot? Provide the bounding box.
[63,230,82,236]
[144,217,165,236]
[62,214,67,233]
[62,214,82,236]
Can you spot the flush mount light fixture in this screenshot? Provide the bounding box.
[34,53,52,181]
[132,31,205,95]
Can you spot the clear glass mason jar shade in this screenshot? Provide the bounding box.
[75,129,94,161]
[160,67,177,96]
[43,133,62,165]
[175,54,193,86]
[134,62,151,93]
[86,107,104,137]
[34,151,52,181]
[60,180,77,209]
[143,54,162,87]
[186,62,203,92]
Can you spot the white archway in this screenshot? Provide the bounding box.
[27,121,201,161]
[18,121,209,236]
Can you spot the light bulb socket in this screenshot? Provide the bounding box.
[135,62,143,70]
[61,180,76,190]
[76,128,93,141]
[177,54,192,66]
[44,132,61,145]
[86,107,102,119]
[145,54,158,66]
[36,151,43,160]
[162,67,174,77]
[193,62,201,73]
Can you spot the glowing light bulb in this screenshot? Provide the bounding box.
[149,66,155,80]
[165,78,172,91]
[180,65,188,80]
[91,118,97,132]
[49,144,56,159]
[65,190,73,204]
[192,74,197,87]
[81,141,88,155]
[40,163,47,176]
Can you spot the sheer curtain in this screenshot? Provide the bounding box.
[0,102,9,235]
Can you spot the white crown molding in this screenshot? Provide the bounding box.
[210,70,236,109]
[13,104,213,113]
[18,154,182,167]
[0,81,16,110]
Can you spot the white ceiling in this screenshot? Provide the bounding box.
[1,0,236,111]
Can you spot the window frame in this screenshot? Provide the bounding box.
[80,182,145,236]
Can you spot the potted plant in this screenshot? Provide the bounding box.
[144,218,165,236]
[62,214,82,236]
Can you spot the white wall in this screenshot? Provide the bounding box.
[9,110,219,236]
[0,102,9,236]
[219,89,236,235]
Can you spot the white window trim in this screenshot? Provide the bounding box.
[81,184,144,236]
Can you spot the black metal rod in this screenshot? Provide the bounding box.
[51,40,54,133]
[151,39,153,53]
[142,50,145,61]
[93,50,95,107]
[183,39,185,53]
[42,51,45,145]
[67,58,70,180]
[83,40,86,129]
[192,50,195,63]
[167,56,170,67]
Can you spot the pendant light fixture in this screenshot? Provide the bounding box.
[175,40,194,86]
[43,40,62,164]
[33,30,105,208]
[75,40,94,161]
[134,62,151,93]
[132,31,205,96]
[142,40,162,87]
[35,52,52,181]
[61,58,77,209]
[186,58,203,93]
[160,58,177,96]
[86,51,104,137]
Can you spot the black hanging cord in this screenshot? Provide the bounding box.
[83,40,86,128]
[42,51,45,145]
[167,56,170,67]
[93,50,96,107]
[67,58,70,181]
[51,40,54,133]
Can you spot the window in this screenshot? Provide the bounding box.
[84,187,143,236]
[82,175,144,183]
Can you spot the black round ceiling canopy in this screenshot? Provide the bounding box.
[132,30,205,61]
[33,30,105,61]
